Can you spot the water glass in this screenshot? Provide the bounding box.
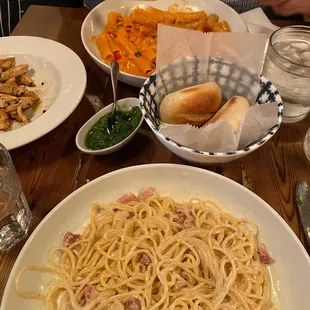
[304,127,310,161]
[0,144,31,251]
[263,26,310,123]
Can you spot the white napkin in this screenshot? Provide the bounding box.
[241,8,279,36]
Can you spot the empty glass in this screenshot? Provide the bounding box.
[263,26,310,123]
[0,144,31,251]
[304,127,310,161]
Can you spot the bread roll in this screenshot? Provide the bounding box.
[203,96,250,133]
[159,82,222,126]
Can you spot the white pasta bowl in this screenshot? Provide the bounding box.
[81,0,247,88]
[1,164,310,309]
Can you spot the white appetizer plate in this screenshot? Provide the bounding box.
[1,164,310,309]
[81,0,247,88]
[0,36,87,150]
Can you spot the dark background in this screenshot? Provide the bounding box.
[21,0,83,8]
[21,1,304,20]
[0,0,304,37]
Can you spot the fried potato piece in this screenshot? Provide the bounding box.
[5,96,38,113]
[0,64,29,82]
[0,60,40,130]
[0,57,15,70]
[0,83,35,97]
[17,104,28,123]
[19,95,39,108]
[5,104,19,113]
[0,109,10,130]
[4,77,18,86]
[9,111,22,122]
[16,74,36,87]
[0,93,19,108]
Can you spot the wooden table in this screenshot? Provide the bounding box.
[0,5,310,301]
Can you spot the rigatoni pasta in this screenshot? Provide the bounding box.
[96,34,114,62]
[92,6,231,77]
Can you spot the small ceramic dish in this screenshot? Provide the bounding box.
[76,97,143,155]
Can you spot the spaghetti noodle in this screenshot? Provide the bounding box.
[15,186,272,309]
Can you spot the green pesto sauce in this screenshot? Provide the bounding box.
[85,106,142,150]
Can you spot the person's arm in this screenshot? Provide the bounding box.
[260,0,310,16]
[263,6,303,20]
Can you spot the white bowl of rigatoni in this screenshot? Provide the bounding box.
[81,0,247,88]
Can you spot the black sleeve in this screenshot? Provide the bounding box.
[21,0,83,9]
[263,6,303,21]
[0,0,20,36]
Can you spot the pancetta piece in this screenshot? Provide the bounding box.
[85,285,99,302]
[137,186,156,200]
[63,232,81,247]
[125,297,141,310]
[116,192,140,204]
[258,244,274,264]
[140,254,152,266]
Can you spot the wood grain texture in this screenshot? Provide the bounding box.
[0,5,309,301]
[242,117,310,247]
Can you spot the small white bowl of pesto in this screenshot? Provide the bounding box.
[76,97,143,155]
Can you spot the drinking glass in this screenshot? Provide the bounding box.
[0,144,31,251]
[263,26,310,123]
[304,127,310,161]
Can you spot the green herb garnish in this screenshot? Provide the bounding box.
[135,51,141,57]
[296,193,303,207]
[85,107,142,150]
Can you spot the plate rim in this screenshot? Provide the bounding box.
[0,36,87,150]
[2,163,310,309]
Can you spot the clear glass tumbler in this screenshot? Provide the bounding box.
[0,144,31,251]
[263,26,310,123]
[304,127,310,161]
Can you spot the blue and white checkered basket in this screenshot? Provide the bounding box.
[139,56,283,164]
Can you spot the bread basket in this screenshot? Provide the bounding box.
[139,56,283,165]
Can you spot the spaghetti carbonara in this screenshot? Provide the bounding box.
[15,186,273,309]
